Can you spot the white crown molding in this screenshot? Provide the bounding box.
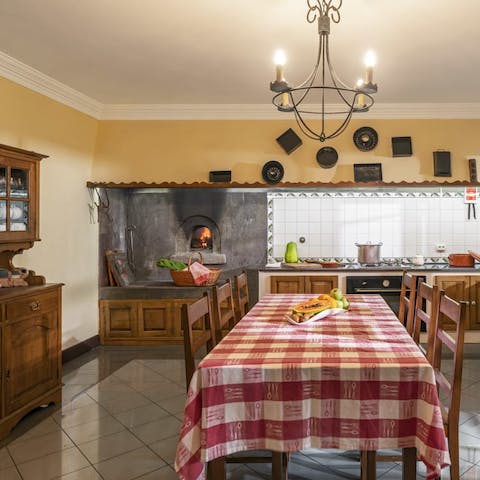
[0,50,103,118]
[1,50,480,121]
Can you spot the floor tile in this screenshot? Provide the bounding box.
[154,393,187,415]
[141,383,186,403]
[461,414,480,439]
[77,429,143,463]
[63,414,126,444]
[56,466,103,479]
[0,466,22,480]
[8,416,61,445]
[462,463,480,479]
[7,430,74,464]
[16,446,89,480]
[114,402,170,428]
[53,402,109,428]
[93,445,165,480]
[133,465,179,480]
[148,434,179,465]
[0,447,15,470]
[130,416,182,444]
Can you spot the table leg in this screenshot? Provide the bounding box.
[207,457,225,479]
[402,447,417,480]
[360,451,376,480]
[272,452,288,480]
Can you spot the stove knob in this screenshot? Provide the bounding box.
[382,279,390,288]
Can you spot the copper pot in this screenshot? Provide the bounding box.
[448,253,474,267]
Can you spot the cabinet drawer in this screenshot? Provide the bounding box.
[6,291,58,320]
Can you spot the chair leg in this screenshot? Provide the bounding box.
[272,452,288,480]
[207,457,225,479]
[360,451,376,480]
[449,428,460,480]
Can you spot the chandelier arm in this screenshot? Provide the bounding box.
[324,36,352,91]
[293,108,326,141]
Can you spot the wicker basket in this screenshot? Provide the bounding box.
[170,252,221,287]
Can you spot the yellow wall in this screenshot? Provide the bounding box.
[93,118,480,183]
[0,77,99,349]
[2,71,480,350]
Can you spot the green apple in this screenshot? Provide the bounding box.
[341,297,350,310]
[337,300,344,309]
[330,288,343,301]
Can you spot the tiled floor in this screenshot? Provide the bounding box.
[1,345,480,479]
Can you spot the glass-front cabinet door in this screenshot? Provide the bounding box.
[0,162,31,235]
[0,144,45,246]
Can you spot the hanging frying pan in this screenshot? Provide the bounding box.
[316,146,338,169]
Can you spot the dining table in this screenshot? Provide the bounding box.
[175,293,450,480]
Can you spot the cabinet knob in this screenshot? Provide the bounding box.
[459,300,470,306]
[30,301,40,311]
[471,301,477,307]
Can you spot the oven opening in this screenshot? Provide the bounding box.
[190,225,212,250]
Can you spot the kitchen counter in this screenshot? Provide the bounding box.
[260,262,480,273]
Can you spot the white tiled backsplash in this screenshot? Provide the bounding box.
[268,190,480,261]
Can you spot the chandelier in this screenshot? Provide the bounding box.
[270,0,378,142]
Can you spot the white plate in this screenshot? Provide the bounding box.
[285,308,344,325]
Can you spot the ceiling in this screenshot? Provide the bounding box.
[0,0,479,113]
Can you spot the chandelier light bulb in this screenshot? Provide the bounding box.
[274,49,287,82]
[364,50,376,85]
[356,79,365,107]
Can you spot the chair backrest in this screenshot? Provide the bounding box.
[412,281,440,363]
[398,272,419,337]
[432,294,466,430]
[182,293,216,386]
[233,271,250,323]
[212,279,236,343]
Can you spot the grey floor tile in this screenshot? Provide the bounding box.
[53,402,109,429]
[148,434,179,465]
[7,430,74,464]
[130,416,182,444]
[0,447,14,470]
[16,446,89,480]
[114,403,170,429]
[63,414,126,444]
[93,445,165,480]
[154,393,187,415]
[0,466,22,480]
[133,465,179,479]
[56,466,103,479]
[77,429,143,463]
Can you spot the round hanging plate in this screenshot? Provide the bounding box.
[353,126,378,151]
[262,160,284,184]
[316,146,338,169]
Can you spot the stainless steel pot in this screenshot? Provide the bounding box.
[355,241,383,265]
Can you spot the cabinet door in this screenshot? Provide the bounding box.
[468,276,480,329]
[270,276,305,293]
[434,276,469,330]
[138,300,174,338]
[4,311,59,414]
[101,300,137,339]
[305,276,338,294]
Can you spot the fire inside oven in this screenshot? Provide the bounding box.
[346,275,425,316]
[190,226,212,250]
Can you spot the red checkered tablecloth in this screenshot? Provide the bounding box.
[175,294,449,480]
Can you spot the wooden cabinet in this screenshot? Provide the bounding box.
[270,275,338,294]
[0,285,62,440]
[100,298,197,345]
[434,275,480,330]
[0,144,46,252]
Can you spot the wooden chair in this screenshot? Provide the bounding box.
[397,272,419,337]
[182,293,216,387]
[412,282,441,363]
[233,271,250,323]
[430,293,466,480]
[212,279,236,343]
[361,282,442,478]
[210,279,288,478]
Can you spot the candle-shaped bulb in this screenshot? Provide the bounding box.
[274,49,286,82]
[356,79,365,107]
[364,50,376,84]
